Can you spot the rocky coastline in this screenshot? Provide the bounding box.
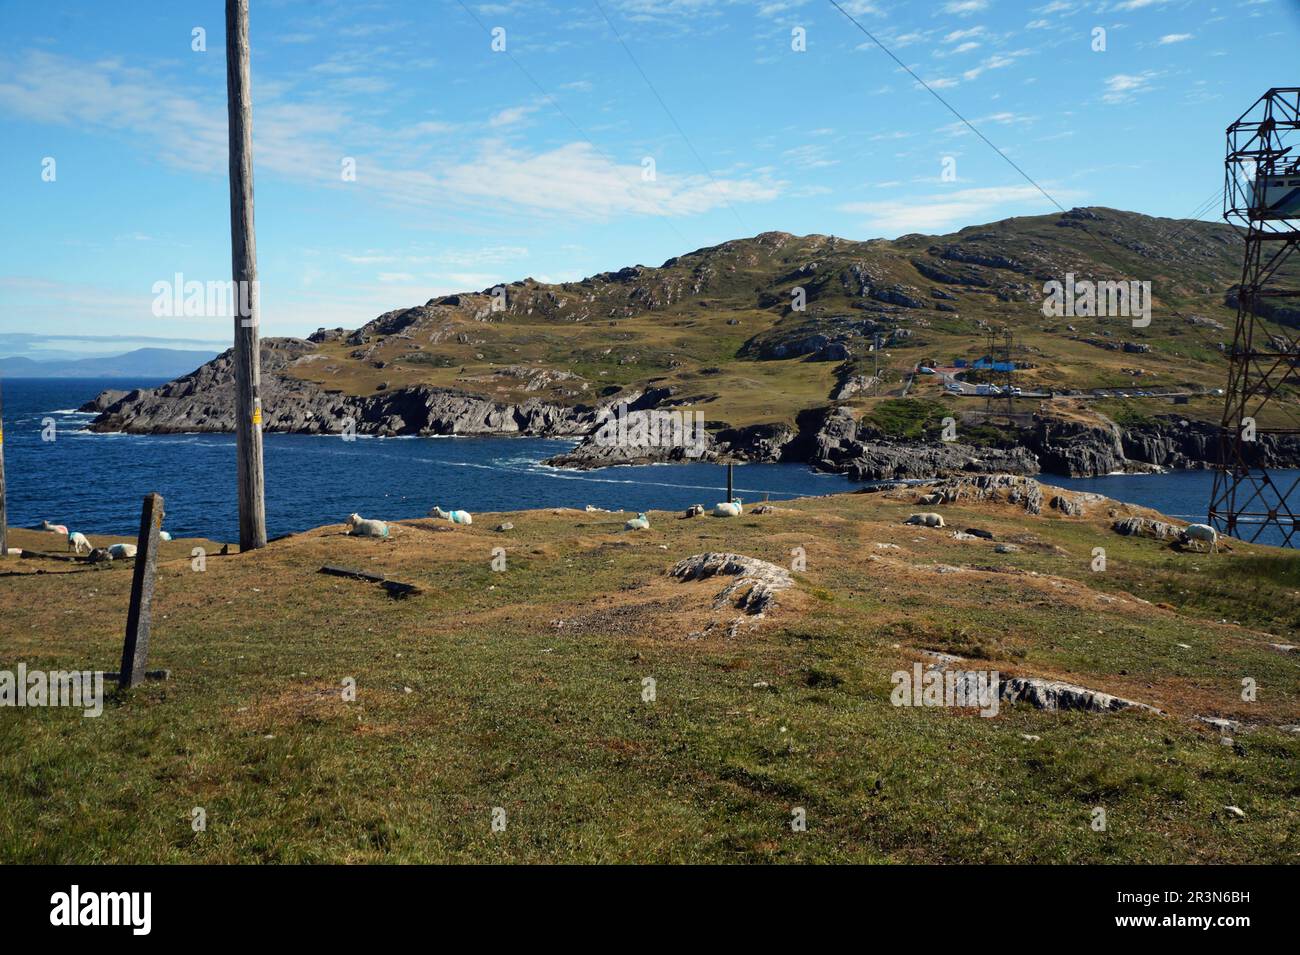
[82,341,1300,480]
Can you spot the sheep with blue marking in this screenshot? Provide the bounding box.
[625,512,650,531]
[430,506,473,525]
[712,498,743,517]
[67,532,91,555]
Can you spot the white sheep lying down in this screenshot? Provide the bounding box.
[346,513,389,538]
[904,512,946,528]
[1180,522,1218,553]
[429,506,472,525]
[107,543,137,559]
[712,498,743,517]
[625,512,650,530]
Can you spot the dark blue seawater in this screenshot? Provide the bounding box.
[0,378,854,542]
[3,378,1295,547]
[1048,470,1298,548]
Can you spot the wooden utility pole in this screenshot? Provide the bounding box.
[119,493,164,690]
[226,0,267,550]
[0,376,7,557]
[726,462,734,502]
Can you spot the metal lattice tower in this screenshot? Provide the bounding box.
[1208,88,1300,547]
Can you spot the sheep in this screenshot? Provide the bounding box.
[159,531,173,542]
[1180,522,1218,554]
[684,504,705,517]
[346,513,389,538]
[67,531,91,555]
[904,512,946,528]
[41,520,69,536]
[624,512,650,531]
[429,506,473,525]
[107,543,137,559]
[712,498,743,517]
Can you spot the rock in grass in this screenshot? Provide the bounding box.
[1000,676,1161,715]
[1049,494,1083,516]
[495,522,514,532]
[1112,516,1182,540]
[668,552,793,616]
[1197,715,1243,733]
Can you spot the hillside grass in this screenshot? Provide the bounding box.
[1,484,1296,864]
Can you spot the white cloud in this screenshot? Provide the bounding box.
[0,51,780,223]
[840,184,1068,235]
[488,103,541,127]
[943,0,988,14]
[1158,33,1192,44]
[1102,71,1160,103]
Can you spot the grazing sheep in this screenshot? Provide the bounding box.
[67,532,91,555]
[107,543,137,559]
[346,513,389,538]
[429,506,473,525]
[625,512,650,531]
[712,498,743,517]
[1180,523,1218,554]
[904,512,946,528]
[41,520,69,536]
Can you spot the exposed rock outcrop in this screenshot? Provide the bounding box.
[669,552,793,616]
[810,407,1039,481]
[87,340,600,438]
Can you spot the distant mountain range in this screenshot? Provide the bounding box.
[0,347,218,378]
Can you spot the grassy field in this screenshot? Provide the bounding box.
[1,485,1297,863]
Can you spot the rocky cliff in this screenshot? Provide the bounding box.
[86,339,603,438]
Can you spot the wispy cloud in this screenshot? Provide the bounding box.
[840,184,1069,234]
[1102,71,1161,104]
[0,51,780,222]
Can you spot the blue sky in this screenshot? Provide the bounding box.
[0,0,1295,357]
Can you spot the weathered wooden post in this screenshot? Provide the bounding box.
[226,0,267,551]
[0,376,7,557]
[119,493,164,690]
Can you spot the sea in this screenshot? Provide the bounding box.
[2,377,1294,547]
